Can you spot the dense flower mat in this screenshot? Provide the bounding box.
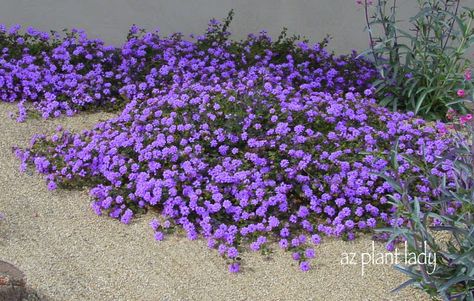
[2,23,454,272]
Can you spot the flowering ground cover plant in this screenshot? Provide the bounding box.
[0,25,122,121]
[0,13,376,121]
[15,84,453,273]
[1,15,458,275]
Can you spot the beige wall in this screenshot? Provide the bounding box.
[0,0,473,53]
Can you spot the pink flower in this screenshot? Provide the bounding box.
[457,89,466,98]
[465,69,472,81]
[446,108,456,120]
[460,114,472,125]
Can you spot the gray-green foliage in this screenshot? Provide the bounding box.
[379,125,474,299]
[360,0,474,120]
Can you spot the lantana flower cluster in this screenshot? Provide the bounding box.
[0,23,376,122]
[7,22,454,272]
[15,86,452,273]
[0,25,123,121]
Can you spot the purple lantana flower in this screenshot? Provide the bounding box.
[300,261,311,272]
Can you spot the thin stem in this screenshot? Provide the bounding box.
[364,0,379,65]
[390,0,400,73]
[442,0,461,52]
[378,0,390,39]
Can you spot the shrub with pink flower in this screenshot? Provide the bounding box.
[460,114,473,125]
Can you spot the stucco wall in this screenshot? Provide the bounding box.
[0,0,473,53]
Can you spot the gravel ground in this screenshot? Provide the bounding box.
[0,102,430,301]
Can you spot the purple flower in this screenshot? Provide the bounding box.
[279,239,288,249]
[386,242,395,252]
[149,218,159,230]
[47,181,57,191]
[292,252,301,261]
[280,228,290,238]
[300,261,311,272]
[257,236,267,245]
[311,234,321,245]
[229,262,240,273]
[120,209,133,224]
[268,216,280,228]
[250,242,260,251]
[154,231,164,241]
[227,247,238,258]
[218,244,227,256]
[291,238,300,247]
[305,248,315,259]
[207,238,216,249]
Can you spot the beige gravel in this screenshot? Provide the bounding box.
[0,102,430,301]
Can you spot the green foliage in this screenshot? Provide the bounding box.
[360,0,474,120]
[379,126,474,300]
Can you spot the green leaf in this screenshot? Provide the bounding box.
[414,87,436,115]
[439,275,472,292]
[405,78,420,98]
[393,264,420,279]
[391,279,417,293]
[452,247,474,264]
